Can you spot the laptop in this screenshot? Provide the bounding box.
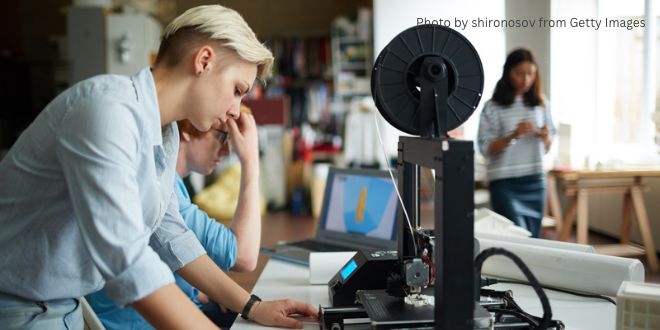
[262,167,399,266]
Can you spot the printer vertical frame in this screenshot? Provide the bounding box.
[398,136,475,329]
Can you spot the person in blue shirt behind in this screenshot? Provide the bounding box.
[0,4,316,329]
[87,105,260,329]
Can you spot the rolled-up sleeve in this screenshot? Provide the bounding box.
[544,101,557,138]
[150,190,207,271]
[175,184,237,271]
[477,102,499,157]
[56,95,174,307]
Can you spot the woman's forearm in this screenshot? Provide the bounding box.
[488,133,515,156]
[177,254,251,313]
[230,162,261,271]
[132,283,217,329]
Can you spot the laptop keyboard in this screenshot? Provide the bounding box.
[287,240,353,252]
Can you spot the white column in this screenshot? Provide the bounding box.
[643,0,657,147]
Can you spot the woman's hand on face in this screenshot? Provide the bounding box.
[249,299,318,329]
[226,113,259,164]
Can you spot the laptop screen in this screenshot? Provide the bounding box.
[320,169,398,242]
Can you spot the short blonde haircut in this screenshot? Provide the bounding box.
[156,5,274,81]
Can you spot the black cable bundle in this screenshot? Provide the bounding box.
[474,247,554,329]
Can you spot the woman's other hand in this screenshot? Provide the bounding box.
[512,120,535,138]
[226,113,259,165]
[249,299,318,329]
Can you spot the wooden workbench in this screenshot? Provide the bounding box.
[547,169,660,272]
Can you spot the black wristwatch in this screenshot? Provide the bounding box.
[240,294,262,320]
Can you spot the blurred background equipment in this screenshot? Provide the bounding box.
[67,4,161,84]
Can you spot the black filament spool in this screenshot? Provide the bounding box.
[371,24,484,135]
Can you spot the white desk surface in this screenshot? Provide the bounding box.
[233,259,616,330]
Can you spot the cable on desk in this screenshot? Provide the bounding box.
[475,247,553,330]
[494,279,617,305]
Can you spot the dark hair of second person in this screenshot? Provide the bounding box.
[492,48,545,107]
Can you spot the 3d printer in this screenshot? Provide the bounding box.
[320,24,563,330]
[323,23,484,329]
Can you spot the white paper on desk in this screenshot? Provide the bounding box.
[309,252,356,285]
[478,238,645,297]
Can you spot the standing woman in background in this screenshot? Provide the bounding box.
[477,48,555,238]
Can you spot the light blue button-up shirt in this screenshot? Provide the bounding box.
[0,67,206,307]
[172,174,237,272]
[87,174,238,329]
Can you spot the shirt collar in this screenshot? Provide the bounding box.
[131,67,162,145]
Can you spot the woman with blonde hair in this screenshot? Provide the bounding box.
[88,105,261,329]
[0,5,315,329]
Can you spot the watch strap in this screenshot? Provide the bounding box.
[240,294,262,320]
